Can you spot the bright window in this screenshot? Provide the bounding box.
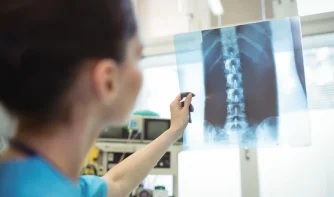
[303,46,334,109]
[135,65,179,118]
[297,0,334,16]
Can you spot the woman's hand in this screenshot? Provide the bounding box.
[169,92,194,136]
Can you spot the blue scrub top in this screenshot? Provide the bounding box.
[0,156,108,197]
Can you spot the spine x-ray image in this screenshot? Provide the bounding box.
[174,17,310,149]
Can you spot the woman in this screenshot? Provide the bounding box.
[0,0,193,197]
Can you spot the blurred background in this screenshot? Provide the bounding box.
[2,0,334,197]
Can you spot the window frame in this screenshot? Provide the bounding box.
[301,11,334,36]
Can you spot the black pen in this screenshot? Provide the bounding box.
[180,92,195,123]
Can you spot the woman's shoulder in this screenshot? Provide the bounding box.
[0,157,81,197]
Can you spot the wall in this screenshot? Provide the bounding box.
[136,0,274,39]
[211,0,274,27]
[136,0,191,39]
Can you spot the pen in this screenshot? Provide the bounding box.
[180,92,195,123]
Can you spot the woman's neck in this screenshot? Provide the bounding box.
[9,118,99,182]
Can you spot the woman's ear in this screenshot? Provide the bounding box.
[92,59,120,104]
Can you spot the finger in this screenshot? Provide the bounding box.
[182,93,193,110]
[173,93,182,103]
[180,92,195,100]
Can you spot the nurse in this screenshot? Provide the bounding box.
[0,0,193,197]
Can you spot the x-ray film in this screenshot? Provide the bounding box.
[174,17,311,149]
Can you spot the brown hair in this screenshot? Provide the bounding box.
[0,0,137,125]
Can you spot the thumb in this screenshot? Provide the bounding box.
[182,93,193,111]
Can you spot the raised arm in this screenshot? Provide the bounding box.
[102,93,193,197]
